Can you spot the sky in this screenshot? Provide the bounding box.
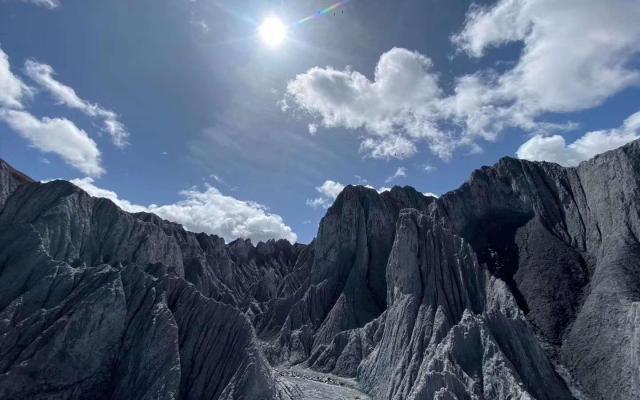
[0,0,639,244]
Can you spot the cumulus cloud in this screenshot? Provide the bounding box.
[20,0,59,8]
[285,1,640,160]
[453,0,640,113]
[69,177,146,212]
[317,179,346,199]
[360,136,417,160]
[0,109,104,176]
[286,48,454,159]
[70,178,297,243]
[306,179,346,208]
[0,48,32,109]
[385,167,407,183]
[516,110,640,166]
[24,60,129,147]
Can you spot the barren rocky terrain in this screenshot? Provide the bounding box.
[1,139,640,399]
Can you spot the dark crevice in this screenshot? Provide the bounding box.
[463,210,533,313]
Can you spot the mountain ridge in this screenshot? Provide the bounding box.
[1,139,639,399]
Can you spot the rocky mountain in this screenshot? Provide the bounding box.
[1,139,639,399]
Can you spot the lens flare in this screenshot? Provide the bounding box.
[259,16,287,47]
[294,0,350,25]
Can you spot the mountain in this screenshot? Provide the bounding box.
[1,139,639,399]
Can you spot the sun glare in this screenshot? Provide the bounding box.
[258,16,287,47]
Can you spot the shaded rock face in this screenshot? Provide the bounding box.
[307,210,573,400]
[434,145,640,400]
[0,159,33,209]
[272,186,435,364]
[0,173,301,400]
[1,140,640,400]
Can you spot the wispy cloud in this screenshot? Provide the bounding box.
[0,45,107,176]
[385,166,407,183]
[24,59,129,147]
[0,48,32,109]
[0,109,104,176]
[20,0,60,9]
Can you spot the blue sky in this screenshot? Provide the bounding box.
[1,0,639,243]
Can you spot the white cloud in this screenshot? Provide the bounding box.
[423,164,435,172]
[316,179,345,199]
[0,109,104,177]
[0,46,106,176]
[209,174,224,184]
[306,179,400,208]
[385,166,407,183]
[308,123,318,134]
[193,19,209,33]
[454,0,640,113]
[69,178,297,243]
[306,197,328,209]
[0,47,32,109]
[516,110,640,166]
[424,192,439,198]
[70,177,146,212]
[20,0,60,8]
[285,1,640,160]
[24,60,129,147]
[306,179,346,209]
[360,136,417,160]
[354,175,368,184]
[285,48,452,160]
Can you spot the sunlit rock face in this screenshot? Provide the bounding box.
[1,139,640,399]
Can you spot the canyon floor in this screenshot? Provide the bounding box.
[277,367,370,400]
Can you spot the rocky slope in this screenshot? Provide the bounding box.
[1,139,640,399]
[0,163,305,399]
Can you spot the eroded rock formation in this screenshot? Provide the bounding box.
[1,139,639,399]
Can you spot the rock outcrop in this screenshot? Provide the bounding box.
[0,159,33,209]
[271,186,434,364]
[1,139,640,399]
[266,141,640,400]
[0,173,298,399]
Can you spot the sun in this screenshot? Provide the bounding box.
[258,16,287,47]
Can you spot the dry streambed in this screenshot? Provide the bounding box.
[276,367,370,400]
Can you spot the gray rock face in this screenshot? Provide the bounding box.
[0,159,33,209]
[1,139,640,399]
[272,186,434,364]
[432,144,640,399]
[0,173,297,399]
[269,141,640,400]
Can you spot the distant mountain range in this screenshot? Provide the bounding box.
[1,140,639,399]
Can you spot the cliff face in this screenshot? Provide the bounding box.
[1,139,639,399]
[271,186,435,364]
[0,159,33,208]
[0,173,303,400]
[435,144,640,399]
